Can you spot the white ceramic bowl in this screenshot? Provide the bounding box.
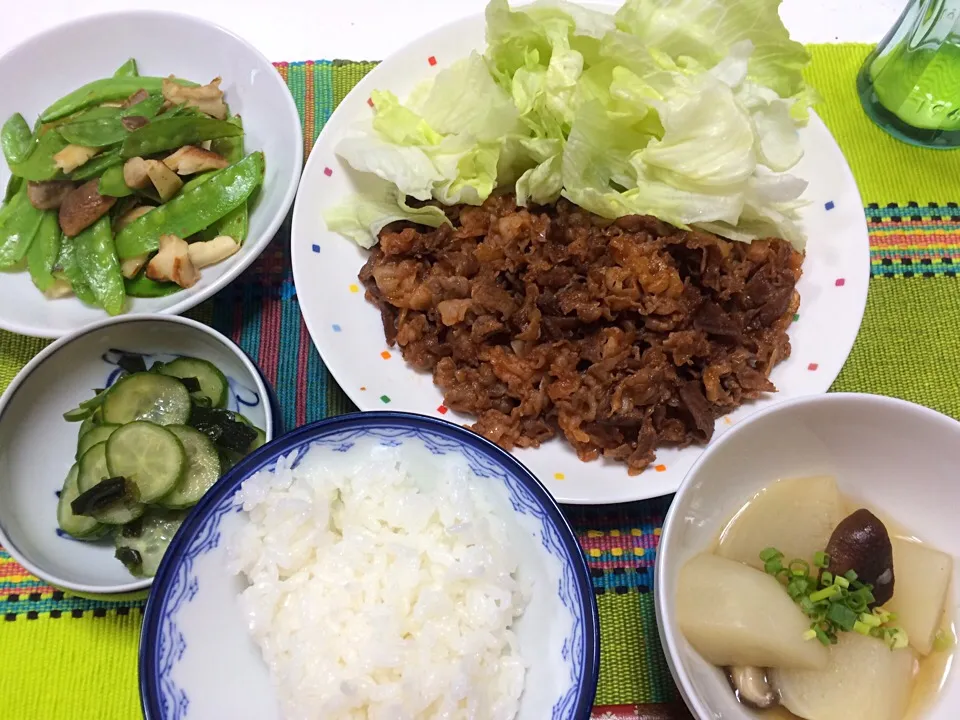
[0,315,277,597]
[0,11,302,338]
[655,393,960,719]
[139,412,599,720]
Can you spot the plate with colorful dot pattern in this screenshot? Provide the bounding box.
[290,10,870,505]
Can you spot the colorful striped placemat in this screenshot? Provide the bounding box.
[1,43,959,720]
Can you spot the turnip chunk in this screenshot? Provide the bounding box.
[885,538,953,656]
[773,632,915,720]
[677,554,828,670]
[717,476,845,570]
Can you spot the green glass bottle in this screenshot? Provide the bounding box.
[858,0,960,149]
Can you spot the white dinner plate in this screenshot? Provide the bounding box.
[290,9,870,505]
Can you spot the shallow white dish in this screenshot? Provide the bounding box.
[0,315,277,596]
[289,9,870,505]
[0,11,302,338]
[139,412,599,720]
[655,393,960,720]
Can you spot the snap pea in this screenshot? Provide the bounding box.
[55,236,98,306]
[4,175,22,203]
[10,128,69,181]
[120,117,242,159]
[0,184,45,269]
[208,116,248,243]
[63,106,121,124]
[41,76,195,123]
[116,151,264,259]
[74,215,125,315]
[122,94,165,119]
[26,211,61,292]
[59,117,129,148]
[2,113,33,166]
[99,165,133,198]
[70,149,123,181]
[114,59,138,78]
[124,271,180,298]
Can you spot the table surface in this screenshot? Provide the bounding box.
[1,0,904,62]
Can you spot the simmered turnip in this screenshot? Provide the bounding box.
[677,554,828,670]
[773,632,915,720]
[717,476,845,570]
[885,538,953,655]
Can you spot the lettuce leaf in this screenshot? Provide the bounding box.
[328,0,815,250]
[322,177,449,249]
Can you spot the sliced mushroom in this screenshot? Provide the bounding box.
[163,145,229,175]
[27,180,75,210]
[122,88,150,109]
[188,235,239,269]
[114,205,153,232]
[727,666,778,710]
[162,76,227,119]
[145,160,183,202]
[43,278,74,299]
[146,234,199,288]
[123,157,152,190]
[121,116,149,131]
[58,180,117,237]
[53,145,100,174]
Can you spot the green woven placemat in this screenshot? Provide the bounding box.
[1,44,959,720]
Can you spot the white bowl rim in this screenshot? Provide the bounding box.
[654,392,960,719]
[0,313,275,595]
[0,9,304,339]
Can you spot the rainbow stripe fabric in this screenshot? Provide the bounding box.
[1,44,960,720]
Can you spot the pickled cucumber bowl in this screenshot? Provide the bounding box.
[0,11,303,338]
[655,394,960,720]
[0,315,277,597]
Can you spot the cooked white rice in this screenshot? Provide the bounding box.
[230,439,530,720]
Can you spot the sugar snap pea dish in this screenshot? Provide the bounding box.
[56,351,266,578]
[0,58,265,316]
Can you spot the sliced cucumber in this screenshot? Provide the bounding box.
[159,425,221,509]
[113,508,189,577]
[105,421,185,502]
[57,464,107,539]
[102,372,191,426]
[63,390,108,422]
[157,357,228,408]
[77,441,111,493]
[78,414,100,438]
[76,423,120,460]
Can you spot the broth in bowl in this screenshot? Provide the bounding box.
[677,476,955,720]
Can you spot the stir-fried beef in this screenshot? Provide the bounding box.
[359,194,803,474]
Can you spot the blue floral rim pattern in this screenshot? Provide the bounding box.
[139,412,599,720]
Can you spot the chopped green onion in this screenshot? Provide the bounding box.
[826,603,859,631]
[853,620,873,636]
[815,627,832,646]
[858,612,882,628]
[764,558,784,575]
[844,569,859,583]
[820,571,833,586]
[803,628,818,641]
[759,547,783,562]
[933,629,955,652]
[789,559,810,577]
[810,585,841,603]
[813,551,830,568]
[887,628,909,650]
[834,575,850,589]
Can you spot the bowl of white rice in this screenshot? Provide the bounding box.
[138,411,599,720]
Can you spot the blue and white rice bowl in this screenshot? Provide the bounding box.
[139,412,599,720]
